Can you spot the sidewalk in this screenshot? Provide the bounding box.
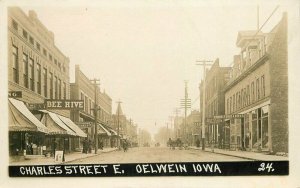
[10,147,118,166]
[190,146,288,161]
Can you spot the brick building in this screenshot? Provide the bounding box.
[199,59,231,148]
[224,13,288,153]
[8,7,86,156]
[70,65,114,149]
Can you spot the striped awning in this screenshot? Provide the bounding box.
[40,110,76,136]
[9,98,48,133]
[58,115,87,137]
[98,124,111,136]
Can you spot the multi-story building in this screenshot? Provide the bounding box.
[199,59,231,148]
[70,65,114,149]
[8,7,86,156]
[224,13,288,153]
[185,110,201,146]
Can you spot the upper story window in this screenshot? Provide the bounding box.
[43,48,47,56]
[29,36,34,45]
[49,54,53,61]
[12,45,19,83]
[12,19,18,30]
[54,59,57,65]
[22,29,28,40]
[36,42,40,51]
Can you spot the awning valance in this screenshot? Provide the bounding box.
[9,98,48,133]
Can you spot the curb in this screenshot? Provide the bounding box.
[189,147,259,161]
[61,148,118,164]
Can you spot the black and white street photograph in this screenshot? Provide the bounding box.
[1,0,300,187]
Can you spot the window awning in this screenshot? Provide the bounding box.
[105,126,118,136]
[58,115,87,138]
[39,110,76,136]
[8,98,48,133]
[98,124,111,136]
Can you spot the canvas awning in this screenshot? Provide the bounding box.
[8,98,48,133]
[39,110,76,136]
[58,115,87,137]
[98,124,111,136]
[105,126,118,136]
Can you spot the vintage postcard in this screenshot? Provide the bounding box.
[0,0,299,187]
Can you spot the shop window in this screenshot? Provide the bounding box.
[252,118,258,147]
[262,117,268,149]
[12,45,19,83]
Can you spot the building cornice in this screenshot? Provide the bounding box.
[224,54,269,92]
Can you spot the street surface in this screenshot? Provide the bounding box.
[67,146,250,164]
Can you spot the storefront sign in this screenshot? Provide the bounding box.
[27,103,45,110]
[213,114,244,119]
[54,151,64,163]
[45,100,84,109]
[8,91,22,98]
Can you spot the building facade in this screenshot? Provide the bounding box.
[8,7,86,156]
[224,13,288,153]
[199,59,231,148]
[70,65,113,149]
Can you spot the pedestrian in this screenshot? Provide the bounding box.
[196,139,200,148]
[88,139,92,153]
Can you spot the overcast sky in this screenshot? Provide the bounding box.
[19,1,296,136]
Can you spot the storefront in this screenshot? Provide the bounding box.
[227,104,270,152]
[38,110,77,155]
[98,123,112,148]
[8,98,49,156]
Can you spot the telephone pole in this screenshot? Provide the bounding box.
[116,100,122,148]
[180,81,191,142]
[90,78,100,154]
[196,60,213,150]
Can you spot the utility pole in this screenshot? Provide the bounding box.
[174,108,180,139]
[116,100,122,148]
[180,81,191,143]
[90,78,100,154]
[196,60,213,150]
